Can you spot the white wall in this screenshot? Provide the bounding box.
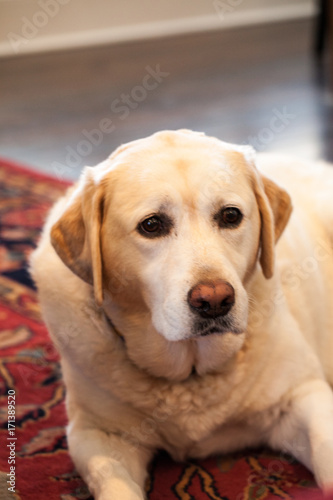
[0,0,315,57]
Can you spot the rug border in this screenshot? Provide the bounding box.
[0,157,72,186]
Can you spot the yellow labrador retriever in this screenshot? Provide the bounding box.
[30,130,333,499]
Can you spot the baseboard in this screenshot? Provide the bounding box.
[0,3,316,58]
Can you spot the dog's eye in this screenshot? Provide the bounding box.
[141,216,162,233]
[137,214,172,238]
[218,207,243,228]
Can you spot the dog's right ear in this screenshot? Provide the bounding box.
[50,168,105,306]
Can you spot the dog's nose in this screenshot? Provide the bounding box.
[187,280,235,319]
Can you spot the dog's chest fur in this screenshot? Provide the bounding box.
[89,338,291,458]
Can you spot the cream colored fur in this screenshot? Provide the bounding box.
[30,130,333,499]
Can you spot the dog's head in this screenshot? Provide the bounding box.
[51,130,292,378]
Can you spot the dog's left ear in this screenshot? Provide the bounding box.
[50,168,105,306]
[252,169,292,279]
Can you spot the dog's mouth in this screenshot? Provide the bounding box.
[192,316,242,337]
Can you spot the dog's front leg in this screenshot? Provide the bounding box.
[67,418,153,500]
[269,379,333,491]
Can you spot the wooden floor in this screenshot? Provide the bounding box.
[0,19,332,180]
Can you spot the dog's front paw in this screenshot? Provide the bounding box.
[98,477,145,500]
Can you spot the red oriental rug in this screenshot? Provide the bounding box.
[0,158,330,500]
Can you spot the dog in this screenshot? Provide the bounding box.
[30,130,333,499]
